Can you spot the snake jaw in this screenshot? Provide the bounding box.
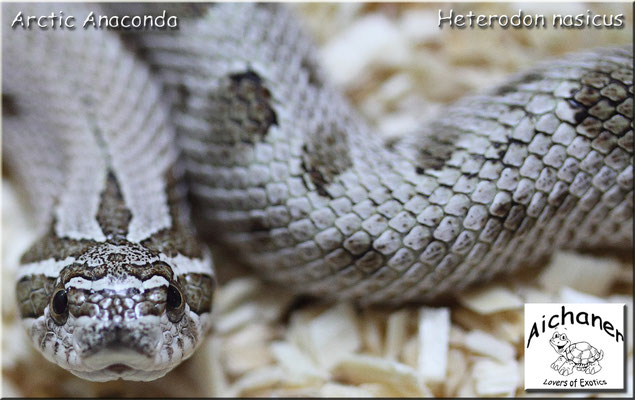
[70,364,175,382]
[27,309,201,381]
[76,323,164,381]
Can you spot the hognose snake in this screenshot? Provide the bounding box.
[2,3,632,381]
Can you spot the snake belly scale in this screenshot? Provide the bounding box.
[2,3,632,381]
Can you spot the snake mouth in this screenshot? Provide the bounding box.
[106,364,132,374]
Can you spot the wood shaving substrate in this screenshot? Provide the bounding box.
[1,3,632,398]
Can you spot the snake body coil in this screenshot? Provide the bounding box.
[3,3,633,381]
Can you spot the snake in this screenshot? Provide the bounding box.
[2,2,632,382]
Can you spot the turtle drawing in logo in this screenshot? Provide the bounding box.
[549,332,604,376]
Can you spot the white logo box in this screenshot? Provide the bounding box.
[524,303,626,391]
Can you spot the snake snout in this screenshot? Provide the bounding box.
[75,319,163,369]
[109,321,163,356]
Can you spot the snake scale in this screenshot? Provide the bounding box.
[2,2,632,382]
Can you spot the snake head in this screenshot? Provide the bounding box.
[16,242,215,381]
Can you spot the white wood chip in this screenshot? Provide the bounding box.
[615,265,634,285]
[361,312,383,356]
[458,285,524,314]
[207,337,228,397]
[399,10,440,42]
[378,112,423,139]
[400,337,418,369]
[494,320,524,345]
[215,303,262,334]
[384,309,409,360]
[226,366,285,397]
[222,324,274,375]
[270,341,328,382]
[358,383,408,397]
[187,337,227,396]
[332,354,424,396]
[214,278,262,313]
[319,382,374,397]
[444,349,468,396]
[538,251,622,296]
[519,286,556,303]
[269,387,323,397]
[1,322,32,369]
[463,329,516,362]
[472,357,520,396]
[251,288,296,323]
[320,14,406,86]
[1,378,24,397]
[2,182,38,317]
[286,307,324,358]
[453,308,496,332]
[456,377,476,397]
[558,287,605,303]
[417,307,450,382]
[375,73,415,104]
[306,303,361,370]
[2,270,17,318]
[449,325,467,347]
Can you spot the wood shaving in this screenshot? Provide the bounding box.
[214,278,262,312]
[417,307,450,382]
[458,285,524,314]
[463,330,516,362]
[226,366,286,397]
[319,382,374,397]
[444,349,469,396]
[269,341,328,383]
[332,354,427,397]
[558,287,605,304]
[360,311,383,356]
[319,14,408,86]
[538,252,623,296]
[383,309,409,360]
[472,358,520,396]
[306,303,362,370]
[221,324,275,376]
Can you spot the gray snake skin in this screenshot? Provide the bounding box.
[2,3,632,382]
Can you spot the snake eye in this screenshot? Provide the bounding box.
[50,288,69,324]
[166,284,185,323]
